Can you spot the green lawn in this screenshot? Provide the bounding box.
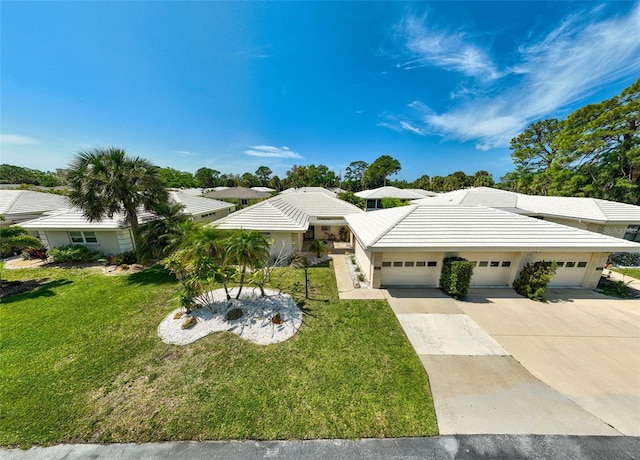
[0,263,437,447]
[613,267,640,280]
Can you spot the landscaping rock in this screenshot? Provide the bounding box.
[226,308,244,321]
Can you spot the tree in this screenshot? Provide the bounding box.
[0,225,42,257]
[225,230,271,299]
[511,119,565,173]
[268,175,282,191]
[0,164,63,186]
[365,155,401,187]
[309,240,328,258]
[135,201,190,264]
[337,191,365,208]
[157,167,196,188]
[344,161,369,191]
[255,166,273,186]
[472,170,495,187]
[66,147,168,248]
[194,167,220,188]
[412,174,431,190]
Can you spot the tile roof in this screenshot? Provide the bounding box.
[21,208,157,230]
[280,187,337,197]
[413,187,640,224]
[213,191,363,232]
[204,187,271,199]
[168,191,234,215]
[355,186,431,200]
[0,190,68,216]
[346,204,640,253]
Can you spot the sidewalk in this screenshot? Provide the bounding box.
[3,435,639,460]
[330,254,385,299]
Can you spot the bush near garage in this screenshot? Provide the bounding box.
[439,256,474,299]
[48,244,103,263]
[513,260,558,302]
[608,252,640,267]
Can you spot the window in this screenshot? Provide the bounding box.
[479,261,488,267]
[321,226,330,231]
[577,262,587,268]
[556,262,564,267]
[69,231,97,244]
[382,261,392,267]
[393,261,403,267]
[416,261,426,267]
[490,261,500,267]
[624,225,640,242]
[566,262,576,268]
[404,261,415,267]
[241,199,248,205]
[501,261,511,267]
[427,261,437,267]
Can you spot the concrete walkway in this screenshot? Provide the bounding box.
[331,255,385,299]
[384,288,622,436]
[604,268,640,294]
[3,435,639,460]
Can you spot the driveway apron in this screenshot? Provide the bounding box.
[384,288,620,435]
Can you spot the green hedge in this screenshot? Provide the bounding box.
[513,261,557,302]
[48,245,103,263]
[439,256,475,299]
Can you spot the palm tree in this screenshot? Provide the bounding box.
[136,201,189,264]
[66,147,168,248]
[225,230,270,299]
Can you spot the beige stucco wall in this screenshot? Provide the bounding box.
[192,208,233,224]
[267,231,304,258]
[312,224,348,241]
[354,239,372,283]
[37,229,133,256]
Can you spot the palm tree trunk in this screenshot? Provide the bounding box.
[236,264,246,299]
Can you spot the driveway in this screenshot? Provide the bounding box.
[384,288,638,436]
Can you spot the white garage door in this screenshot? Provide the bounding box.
[459,252,514,287]
[534,254,589,286]
[380,253,440,286]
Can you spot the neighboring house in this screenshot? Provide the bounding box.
[251,186,275,193]
[213,191,363,254]
[21,192,235,255]
[204,187,271,207]
[280,187,338,196]
[346,204,640,289]
[413,187,640,241]
[355,186,435,210]
[0,190,68,226]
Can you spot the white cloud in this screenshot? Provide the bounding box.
[0,134,39,145]
[173,150,196,157]
[243,145,303,159]
[399,121,425,135]
[393,4,640,150]
[397,13,501,80]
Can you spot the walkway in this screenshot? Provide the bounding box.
[331,254,385,299]
[3,435,639,460]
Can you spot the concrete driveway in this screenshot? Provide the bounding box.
[384,288,638,436]
[460,288,640,436]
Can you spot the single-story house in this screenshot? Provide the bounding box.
[21,192,235,255]
[251,186,275,193]
[0,190,68,226]
[212,191,363,254]
[355,186,436,210]
[204,187,271,207]
[346,204,640,289]
[413,187,640,241]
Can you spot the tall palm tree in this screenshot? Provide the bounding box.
[66,147,168,248]
[225,230,270,299]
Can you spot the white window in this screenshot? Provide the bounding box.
[624,225,640,242]
[69,231,97,244]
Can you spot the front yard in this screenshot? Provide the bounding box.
[0,263,437,447]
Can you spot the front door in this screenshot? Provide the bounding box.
[304,227,314,240]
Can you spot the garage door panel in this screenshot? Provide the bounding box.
[459,252,514,287]
[380,253,439,286]
[533,254,589,286]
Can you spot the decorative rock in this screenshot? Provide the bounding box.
[173,312,184,320]
[271,313,283,324]
[182,316,196,329]
[226,308,243,321]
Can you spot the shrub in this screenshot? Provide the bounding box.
[287,251,309,268]
[48,245,102,263]
[309,240,328,258]
[608,252,640,267]
[110,251,137,265]
[381,197,408,209]
[358,273,366,282]
[513,261,558,302]
[21,247,48,260]
[338,226,348,242]
[439,257,475,299]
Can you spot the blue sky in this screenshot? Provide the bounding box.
[2,1,639,182]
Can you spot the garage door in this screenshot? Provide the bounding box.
[380,253,440,286]
[460,252,514,287]
[534,254,589,286]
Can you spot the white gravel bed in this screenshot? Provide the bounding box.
[158,287,303,346]
[344,254,371,289]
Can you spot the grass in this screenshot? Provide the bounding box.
[612,267,640,279]
[0,262,437,447]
